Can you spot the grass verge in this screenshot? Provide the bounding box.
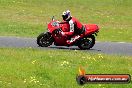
[0,48,131,88]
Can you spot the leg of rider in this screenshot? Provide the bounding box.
[66,35,81,45]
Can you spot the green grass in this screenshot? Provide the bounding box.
[0,1,131,88]
[0,0,132,42]
[0,48,131,88]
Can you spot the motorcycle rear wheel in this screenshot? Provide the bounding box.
[78,35,95,50]
[37,32,54,47]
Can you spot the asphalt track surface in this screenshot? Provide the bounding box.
[0,36,132,56]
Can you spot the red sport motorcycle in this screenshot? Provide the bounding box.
[37,16,99,49]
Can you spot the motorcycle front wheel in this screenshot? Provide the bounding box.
[37,32,54,47]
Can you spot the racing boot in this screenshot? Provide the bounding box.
[66,35,80,45]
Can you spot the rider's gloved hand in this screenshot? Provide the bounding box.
[56,21,60,23]
[60,32,65,36]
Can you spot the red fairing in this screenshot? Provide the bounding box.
[46,18,99,46]
[47,21,70,46]
[84,24,99,35]
[47,21,60,33]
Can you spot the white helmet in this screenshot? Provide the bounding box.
[62,10,71,21]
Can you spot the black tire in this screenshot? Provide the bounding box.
[78,35,95,50]
[37,32,54,47]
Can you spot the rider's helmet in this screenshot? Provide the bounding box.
[62,10,71,21]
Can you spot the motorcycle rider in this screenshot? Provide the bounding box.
[60,10,85,45]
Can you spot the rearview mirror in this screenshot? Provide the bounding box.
[52,16,55,21]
